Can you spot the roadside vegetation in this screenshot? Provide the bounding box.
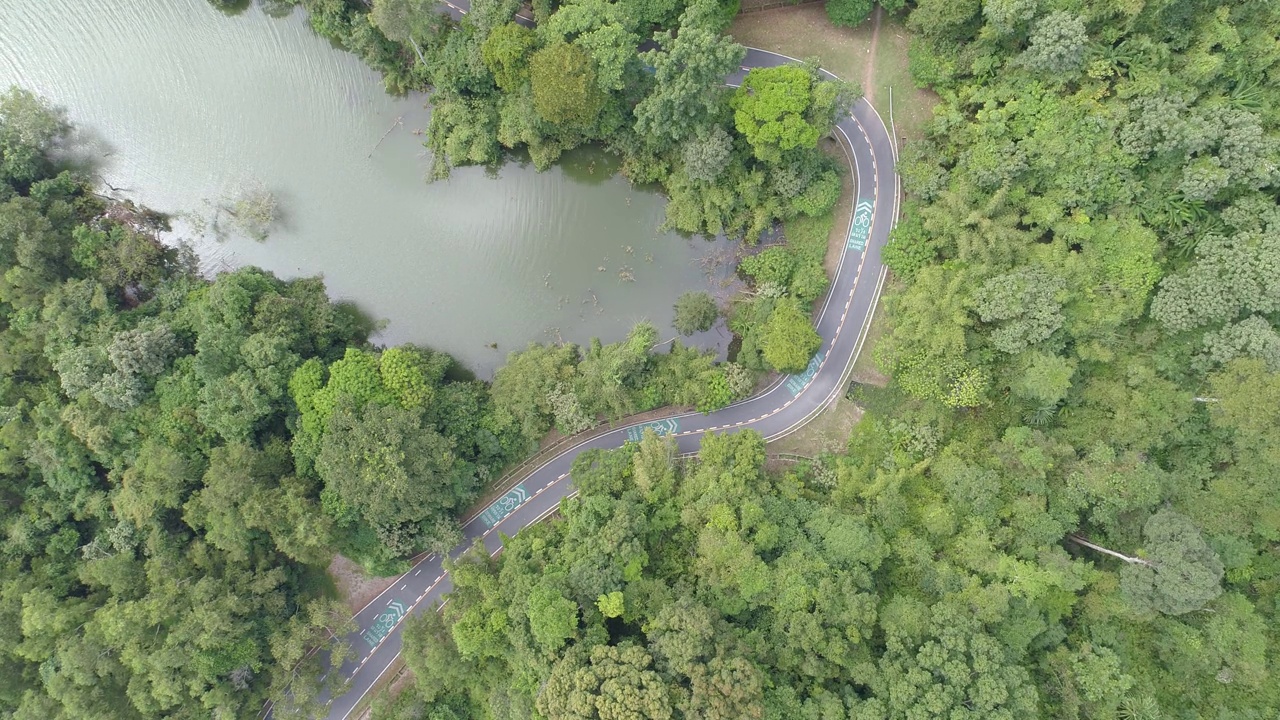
[280,0,861,378]
[0,88,757,719]
[364,0,1278,719]
[730,2,936,140]
[4,0,1277,716]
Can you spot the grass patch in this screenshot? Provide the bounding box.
[356,657,414,720]
[785,211,834,264]
[300,561,341,601]
[328,553,402,613]
[814,136,856,278]
[770,398,864,456]
[849,279,897,387]
[872,14,936,141]
[729,5,937,139]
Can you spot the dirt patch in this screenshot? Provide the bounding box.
[328,554,401,614]
[863,5,882,97]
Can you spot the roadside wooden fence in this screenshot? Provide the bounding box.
[738,0,823,14]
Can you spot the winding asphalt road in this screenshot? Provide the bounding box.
[297,15,899,720]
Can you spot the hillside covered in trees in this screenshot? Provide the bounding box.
[352,0,1279,718]
[0,86,757,718]
[4,0,1279,715]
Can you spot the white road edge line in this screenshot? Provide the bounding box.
[323,45,897,720]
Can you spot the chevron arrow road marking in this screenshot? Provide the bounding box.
[626,417,679,442]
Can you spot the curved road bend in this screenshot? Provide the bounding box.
[289,18,898,720]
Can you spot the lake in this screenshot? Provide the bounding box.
[0,0,735,376]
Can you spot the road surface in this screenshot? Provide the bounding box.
[291,16,899,720]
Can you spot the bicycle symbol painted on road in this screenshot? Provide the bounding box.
[361,600,406,647]
[848,199,873,252]
[785,351,824,397]
[480,484,530,529]
[626,418,680,443]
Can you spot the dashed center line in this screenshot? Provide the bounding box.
[326,47,898,720]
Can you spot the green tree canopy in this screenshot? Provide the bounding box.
[0,87,69,187]
[634,0,745,145]
[761,298,821,372]
[730,66,825,165]
[317,399,474,551]
[481,22,536,91]
[673,291,719,335]
[530,42,605,128]
[1121,510,1224,616]
[538,644,674,720]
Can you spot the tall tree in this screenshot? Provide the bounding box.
[730,66,825,165]
[530,42,606,128]
[316,399,474,552]
[672,291,719,335]
[634,0,745,145]
[0,87,69,186]
[761,298,821,372]
[1120,510,1224,616]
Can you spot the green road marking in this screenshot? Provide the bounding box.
[848,199,873,252]
[361,600,406,647]
[626,418,679,442]
[785,350,824,396]
[480,484,530,529]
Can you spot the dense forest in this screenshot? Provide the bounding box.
[292,0,1280,718]
[4,0,1278,716]
[0,85,756,717]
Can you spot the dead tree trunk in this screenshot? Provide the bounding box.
[408,36,427,66]
[368,116,403,158]
[1067,535,1153,566]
